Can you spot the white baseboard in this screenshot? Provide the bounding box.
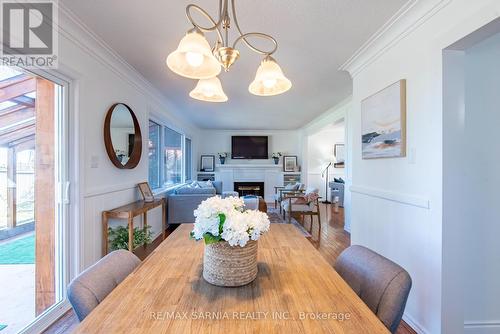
[403,312,429,334]
[464,321,500,334]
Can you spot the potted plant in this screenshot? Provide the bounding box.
[218,152,228,164]
[191,196,270,286]
[272,152,282,165]
[108,225,153,251]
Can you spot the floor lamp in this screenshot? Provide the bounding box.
[321,162,332,204]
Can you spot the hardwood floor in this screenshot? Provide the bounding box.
[45,204,416,334]
[298,204,416,334]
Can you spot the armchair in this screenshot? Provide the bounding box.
[274,182,305,212]
[281,188,321,236]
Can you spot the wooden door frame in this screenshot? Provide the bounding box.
[34,77,56,315]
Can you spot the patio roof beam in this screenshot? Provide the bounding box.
[0,117,35,136]
[9,135,35,150]
[0,73,30,89]
[0,77,35,103]
[0,107,34,126]
[12,95,35,107]
[0,123,35,147]
[0,104,30,116]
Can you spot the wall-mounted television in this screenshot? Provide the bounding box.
[231,136,269,159]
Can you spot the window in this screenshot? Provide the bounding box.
[164,127,182,186]
[148,121,160,189]
[185,138,192,181]
[147,120,192,190]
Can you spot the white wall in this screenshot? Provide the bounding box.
[306,124,345,199]
[56,7,200,271]
[198,129,302,168]
[341,0,500,333]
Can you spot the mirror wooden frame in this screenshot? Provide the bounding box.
[104,103,142,169]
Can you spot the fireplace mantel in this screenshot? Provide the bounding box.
[216,164,282,169]
[197,164,300,202]
[212,164,285,202]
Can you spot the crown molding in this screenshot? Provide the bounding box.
[339,0,452,77]
[55,3,197,131]
[301,96,351,134]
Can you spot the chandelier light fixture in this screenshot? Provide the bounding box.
[166,0,292,102]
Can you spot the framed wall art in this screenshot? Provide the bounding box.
[200,155,215,172]
[361,79,406,159]
[334,144,345,168]
[283,156,298,172]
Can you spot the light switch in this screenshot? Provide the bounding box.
[90,155,99,168]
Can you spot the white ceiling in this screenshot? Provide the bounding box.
[61,0,408,130]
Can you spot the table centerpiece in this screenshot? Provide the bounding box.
[191,196,270,286]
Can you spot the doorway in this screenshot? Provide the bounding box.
[305,120,346,207]
[0,66,67,333]
[443,18,500,334]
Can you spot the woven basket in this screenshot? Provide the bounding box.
[203,240,258,287]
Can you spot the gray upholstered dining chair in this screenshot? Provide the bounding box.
[334,245,412,333]
[67,250,141,321]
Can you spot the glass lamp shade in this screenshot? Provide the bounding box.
[249,57,292,96]
[189,77,228,102]
[166,30,221,79]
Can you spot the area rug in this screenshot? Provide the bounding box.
[0,234,35,264]
[267,208,312,237]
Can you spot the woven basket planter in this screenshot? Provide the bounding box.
[203,240,258,287]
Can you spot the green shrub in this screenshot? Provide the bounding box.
[108,225,153,251]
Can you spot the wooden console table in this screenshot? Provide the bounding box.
[102,198,166,256]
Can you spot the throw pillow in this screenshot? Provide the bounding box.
[198,180,213,188]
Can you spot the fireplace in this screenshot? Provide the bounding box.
[234,182,265,197]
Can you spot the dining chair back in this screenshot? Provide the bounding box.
[334,245,412,333]
[68,250,141,321]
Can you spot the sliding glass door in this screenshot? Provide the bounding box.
[0,66,68,333]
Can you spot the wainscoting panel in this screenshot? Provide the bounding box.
[82,188,163,269]
[464,321,500,334]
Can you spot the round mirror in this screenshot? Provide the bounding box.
[104,103,142,169]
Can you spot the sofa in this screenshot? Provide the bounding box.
[167,181,222,224]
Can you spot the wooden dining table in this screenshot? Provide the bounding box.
[74,224,389,333]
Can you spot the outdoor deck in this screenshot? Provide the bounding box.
[0,232,35,333]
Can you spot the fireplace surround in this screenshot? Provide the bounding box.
[234,182,265,197]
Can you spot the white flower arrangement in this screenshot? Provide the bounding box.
[191,196,270,247]
[217,152,228,158]
[272,152,282,158]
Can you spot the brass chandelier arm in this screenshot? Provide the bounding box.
[230,0,278,55]
[186,0,278,56]
[232,32,278,56]
[186,3,224,45]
